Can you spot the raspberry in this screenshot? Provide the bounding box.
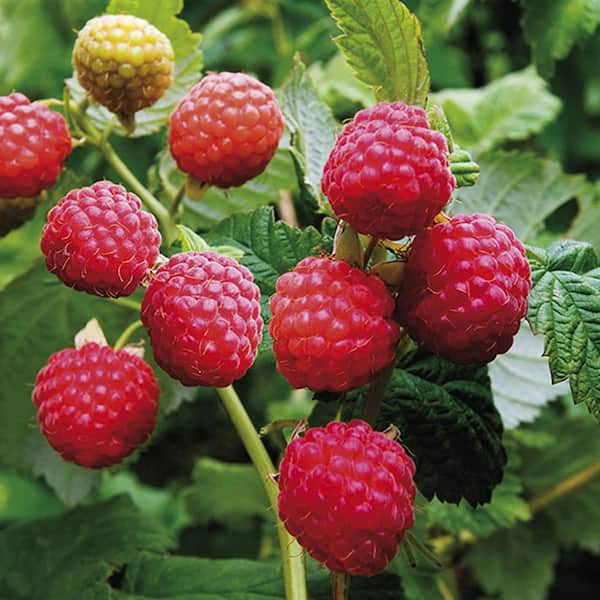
[278,420,416,576]
[168,72,284,188]
[269,256,400,392]
[40,181,161,298]
[0,93,72,199]
[32,343,159,468]
[141,252,263,387]
[396,213,531,364]
[73,15,174,126]
[321,101,455,240]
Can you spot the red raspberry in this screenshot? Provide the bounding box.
[0,93,72,198]
[396,213,531,364]
[321,102,455,239]
[32,343,159,468]
[269,256,400,392]
[278,420,416,576]
[40,181,161,298]
[168,72,284,188]
[141,251,263,387]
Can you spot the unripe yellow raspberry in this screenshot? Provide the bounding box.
[73,14,175,131]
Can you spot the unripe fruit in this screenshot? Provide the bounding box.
[141,251,263,387]
[73,14,174,128]
[396,213,531,364]
[0,93,72,199]
[322,101,455,240]
[269,256,400,392]
[169,72,284,188]
[40,181,161,298]
[33,343,159,468]
[278,420,416,576]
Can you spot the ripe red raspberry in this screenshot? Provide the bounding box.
[169,72,284,188]
[73,15,175,127]
[396,213,531,364]
[321,102,455,240]
[141,251,263,387]
[32,343,159,468]
[269,256,400,392]
[278,420,416,576]
[0,93,72,198]
[40,181,161,298]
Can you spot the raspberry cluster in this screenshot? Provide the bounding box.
[0,93,72,199]
[73,14,174,125]
[169,72,284,188]
[33,343,159,468]
[278,420,416,576]
[41,181,161,298]
[322,101,455,240]
[141,251,263,387]
[269,256,400,392]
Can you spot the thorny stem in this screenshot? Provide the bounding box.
[528,459,600,514]
[331,572,350,600]
[216,385,308,600]
[113,320,144,351]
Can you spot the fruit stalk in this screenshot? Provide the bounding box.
[331,572,350,600]
[216,385,308,600]
[113,320,143,351]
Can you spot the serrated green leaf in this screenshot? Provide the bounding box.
[427,455,530,538]
[519,0,600,77]
[22,430,102,508]
[432,68,561,152]
[390,557,444,600]
[519,416,600,553]
[281,58,338,210]
[203,206,329,346]
[464,519,560,600]
[366,352,506,505]
[489,323,570,429]
[176,225,245,261]
[0,496,172,600]
[417,0,471,38]
[181,458,270,527]
[451,151,589,242]
[325,0,430,105]
[526,240,600,421]
[66,0,203,137]
[0,261,134,469]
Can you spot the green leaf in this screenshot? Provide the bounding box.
[451,151,589,242]
[66,0,203,137]
[519,416,600,553]
[181,458,270,527]
[0,261,134,469]
[464,519,560,600]
[489,324,570,429]
[427,455,530,538]
[390,556,444,600]
[152,149,297,230]
[22,430,101,508]
[371,352,506,505]
[417,0,472,38]
[519,0,600,77]
[432,68,561,152]
[526,240,600,421]
[281,58,338,210]
[0,496,172,600]
[177,225,244,261]
[0,471,62,522]
[568,183,600,256]
[324,0,430,105]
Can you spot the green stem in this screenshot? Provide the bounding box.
[107,297,142,312]
[361,363,394,426]
[216,385,307,600]
[331,572,350,600]
[113,320,143,351]
[169,182,186,217]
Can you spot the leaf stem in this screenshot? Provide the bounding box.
[330,572,350,600]
[216,385,307,600]
[113,320,143,351]
[528,458,600,514]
